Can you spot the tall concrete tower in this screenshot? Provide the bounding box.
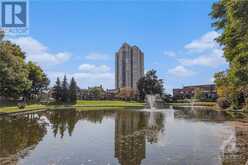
[115,43,144,90]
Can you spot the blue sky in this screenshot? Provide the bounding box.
[9,0,227,93]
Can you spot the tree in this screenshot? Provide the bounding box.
[0,41,31,99]
[0,29,4,42]
[61,75,69,103]
[52,78,62,102]
[88,85,105,99]
[210,0,248,109]
[69,77,78,104]
[193,88,205,100]
[137,70,164,100]
[24,62,49,101]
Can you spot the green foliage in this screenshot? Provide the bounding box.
[24,62,49,101]
[52,78,62,102]
[137,69,164,100]
[193,88,205,100]
[0,29,4,42]
[0,41,31,99]
[0,39,49,101]
[88,86,105,98]
[52,76,78,104]
[210,0,248,109]
[217,97,230,109]
[69,78,78,104]
[17,103,26,109]
[61,75,69,103]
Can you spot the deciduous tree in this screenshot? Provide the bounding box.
[0,41,31,99]
[210,0,248,109]
[137,70,164,100]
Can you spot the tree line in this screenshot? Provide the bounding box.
[0,32,49,102]
[52,76,78,104]
[210,0,248,110]
[0,29,164,103]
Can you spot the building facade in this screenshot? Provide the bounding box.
[115,43,144,90]
[173,84,217,100]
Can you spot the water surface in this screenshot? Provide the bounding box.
[0,107,248,165]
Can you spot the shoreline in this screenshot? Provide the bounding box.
[0,100,145,116]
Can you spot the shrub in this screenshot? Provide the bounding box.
[217,97,230,109]
[17,103,26,109]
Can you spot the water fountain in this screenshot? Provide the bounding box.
[145,94,165,109]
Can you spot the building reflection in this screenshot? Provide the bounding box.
[0,113,47,165]
[114,111,165,165]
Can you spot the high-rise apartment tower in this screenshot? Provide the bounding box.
[115,43,144,90]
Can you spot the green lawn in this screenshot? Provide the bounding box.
[76,100,144,107]
[168,102,216,107]
[0,100,145,114]
[0,104,47,113]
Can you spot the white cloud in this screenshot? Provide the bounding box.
[78,64,111,73]
[179,49,225,67]
[85,52,109,60]
[184,31,220,52]
[179,31,226,67]
[48,64,115,89]
[168,66,195,77]
[164,51,176,57]
[10,37,71,65]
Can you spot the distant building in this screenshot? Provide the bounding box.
[173,84,217,99]
[78,86,119,100]
[78,85,105,100]
[115,43,144,90]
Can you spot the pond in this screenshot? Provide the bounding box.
[0,107,248,165]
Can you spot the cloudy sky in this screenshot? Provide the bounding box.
[7,0,227,93]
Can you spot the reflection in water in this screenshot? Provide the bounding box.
[0,108,247,165]
[0,113,47,165]
[45,109,115,138]
[222,122,248,165]
[173,106,226,121]
[114,111,165,165]
[115,112,146,165]
[115,112,164,165]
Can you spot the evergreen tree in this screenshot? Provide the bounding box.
[0,29,4,42]
[69,77,78,104]
[61,75,69,103]
[52,78,62,102]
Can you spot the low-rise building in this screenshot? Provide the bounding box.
[173,84,217,100]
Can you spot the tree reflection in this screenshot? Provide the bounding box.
[45,109,115,138]
[114,111,165,165]
[0,113,47,165]
[222,123,248,165]
[173,106,226,121]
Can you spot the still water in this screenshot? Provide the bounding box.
[0,107,248,165]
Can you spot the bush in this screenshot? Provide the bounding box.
[217,97,230,109]
[17,103,26,109]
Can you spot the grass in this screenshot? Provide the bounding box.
[76,100,144,107]
[0,104,47,113]
[0,100,144,114]
[168,102,216,107]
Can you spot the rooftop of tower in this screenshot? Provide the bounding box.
[121,42,131,48]
[119,42,142,52]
